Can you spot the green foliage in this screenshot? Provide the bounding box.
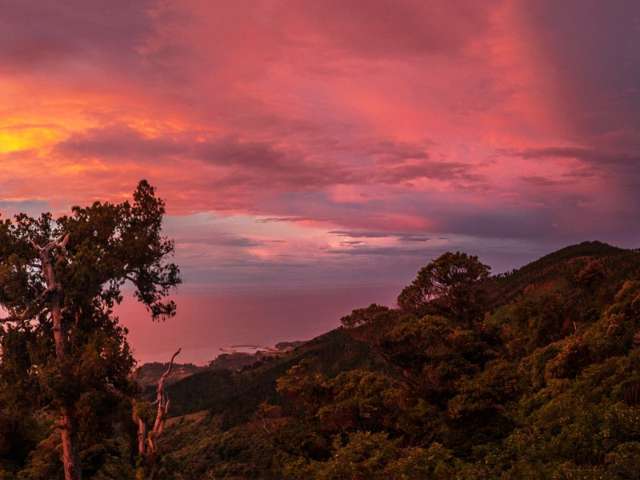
[0,180,180,478]
[164,328,386,421]
[5,231,640,478]
[397,251,490,325]
[301,432,399,480]
[153,243,640,479]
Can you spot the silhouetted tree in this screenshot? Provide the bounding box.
[397,251,490,326]
[0,180,180,480]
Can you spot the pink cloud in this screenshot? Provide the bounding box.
[0,0,639,290]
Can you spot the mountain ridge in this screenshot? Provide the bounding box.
[150,241,640,479]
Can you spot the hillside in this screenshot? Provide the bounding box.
[134,362,206,389]
[151,242,640,479]
[135,341,307,390]
[164,327,388,420]
[5,241,640,479]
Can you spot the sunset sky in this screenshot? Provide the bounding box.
[2,0,639,362]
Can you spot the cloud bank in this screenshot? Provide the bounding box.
[1,0,639,287]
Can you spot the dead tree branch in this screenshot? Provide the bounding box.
[133,348,181,478]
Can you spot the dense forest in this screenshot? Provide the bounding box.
[2,185,640,478]
[151,242,640,479]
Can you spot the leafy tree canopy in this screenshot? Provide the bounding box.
[397,251,490,325]
[0,180,180,479]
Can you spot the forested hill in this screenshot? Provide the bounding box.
[5,241,640,479]
[147,241,640,479]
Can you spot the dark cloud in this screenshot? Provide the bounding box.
[327,246,433,256]
[194,138,362,188]
[399,235,431,242]
[520,176,562,187]
[364,140,433,162]
[511,147,640,166]
[255,217,315,224]
[176,235,264,248]
[375,160,483,185]
[359,140,486,186]
[436,209,557,239]
[330,230,430,242]
[54,125,484,190]
[55,125,351,188]
[509,147,640,195]
[0,0,159,71]
[330,230,399,239]
[522,0,640,144]
[55,124,184,159]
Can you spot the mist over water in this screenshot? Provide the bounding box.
[118,285,400,365]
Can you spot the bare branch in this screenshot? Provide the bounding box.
[58,234,70,250]
[151,348,181,435]
[161,348,182,382]
[29,239,42,252]
[135,347,182,471]
[132,404,148,458]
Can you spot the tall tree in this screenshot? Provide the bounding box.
[397,251,490,325]
[0,180,180,480]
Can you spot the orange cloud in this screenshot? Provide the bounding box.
[0,0,638,289]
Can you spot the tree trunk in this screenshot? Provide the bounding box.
[37,239,81,480]
[51,289,66,361]
[134,348,180,479]
[60,408,80,480]
[52,290,80,480]
[134,413,147,459]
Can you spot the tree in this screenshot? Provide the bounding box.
[0,180,180,480]
[337,254,498,419]
[397,251,490,326]
[132,348,181,480]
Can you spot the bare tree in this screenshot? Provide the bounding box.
[133,348,181,478]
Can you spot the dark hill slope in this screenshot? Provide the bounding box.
[488,241,633,305]
[157,242,640,480]
[135,362,205,389]
[166,328,387,421]
[165,241,638,420]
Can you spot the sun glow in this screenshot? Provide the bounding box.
[0,126,60,153]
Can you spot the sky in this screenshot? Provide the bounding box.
[1,1,639,363]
